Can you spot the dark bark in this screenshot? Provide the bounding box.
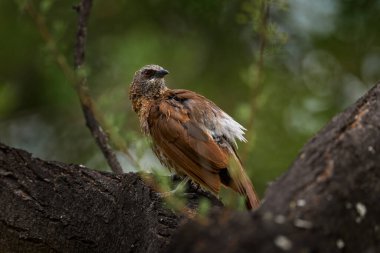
[167,84,380,253]
[1,83,380,253]
[0,143,221,253]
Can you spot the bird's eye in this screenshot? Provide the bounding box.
[142,69,155,78]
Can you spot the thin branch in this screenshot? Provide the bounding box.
[73,0,92,69]
[241,0,270,163]
[72,0,123,174]
[22,1,139,173]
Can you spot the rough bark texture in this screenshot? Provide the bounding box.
[167,84,380,253]
[0,144,221,253]
[1,83,380,253]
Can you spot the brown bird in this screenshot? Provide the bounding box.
[129,64,260,209]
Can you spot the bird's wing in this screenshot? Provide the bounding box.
[171,89,247,146]
[148,90,229,193]
[152,89,260,208]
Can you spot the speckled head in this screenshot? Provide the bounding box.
[131,65,169,94]
[129,64,169,112]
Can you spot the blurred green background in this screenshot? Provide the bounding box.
[1,0,380,195]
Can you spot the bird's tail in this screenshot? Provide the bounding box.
[225,149,260,210]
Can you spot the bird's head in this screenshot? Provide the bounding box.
[130,64,169,100]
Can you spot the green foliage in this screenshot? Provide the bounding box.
[0,82,18,117]
[220,188,247,211]
[1,0,380,202]
[197,198,212,217]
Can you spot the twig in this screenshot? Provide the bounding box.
[72,0,123,174]
[73,0,92,69]
[22,1,138,174]
[241,0,270,163]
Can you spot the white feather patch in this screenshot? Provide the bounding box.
[220,111,247,143]
[206,108,247,147]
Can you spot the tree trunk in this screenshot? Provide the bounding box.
[1,83,380,253]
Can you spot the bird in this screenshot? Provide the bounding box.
[129,64,260,209]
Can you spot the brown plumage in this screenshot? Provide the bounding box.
[129,64,260,209]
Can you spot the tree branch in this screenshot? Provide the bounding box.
[23,0,138,174]
[0,142,222,252]
[73,0,92,68]
[72,0,123,174]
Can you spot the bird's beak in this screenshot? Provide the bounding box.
[155,69,169,78]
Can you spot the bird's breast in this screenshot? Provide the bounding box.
[137,99,154,135]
